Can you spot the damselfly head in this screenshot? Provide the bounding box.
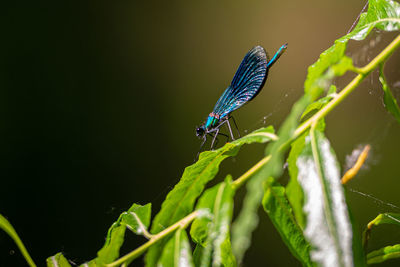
[196,125,205,138]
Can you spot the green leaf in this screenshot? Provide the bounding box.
[301,85,337,120]
[368,212,400,227]
[329,57,354,77]
[79,260,97,267]
[363,213,400,248]
[157,228,195,267]
[96,203,151,264]
[96,222,126,264]
[297,128,354,266]
[346,0,400,41]
[289,112,327,230]
[121,203,152,236]
[146,126,275,267]
[193,244,206,267]
[304,42,349,99]
[46,253,71,267]
[304,0,400,98]
[232,95,312,264]
[286,132,307,230]
[190,177,236,267]
[367,244,400,264]
[379,66,400,123]
[262,177,313,266]
[0,214,37,267]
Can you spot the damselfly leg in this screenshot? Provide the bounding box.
[196,137,207,161]
[208,132,229,149]
[218,117,238,141]
[229,115,241,138]
[225,120,235,141]
[210,128,219,149]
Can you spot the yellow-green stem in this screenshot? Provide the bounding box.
[232,155,272,190]
[106,211,198,267]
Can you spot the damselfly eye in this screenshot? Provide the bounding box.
[196,127,204,137]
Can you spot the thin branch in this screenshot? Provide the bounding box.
[106,211,199,267]
[232,155,272,190]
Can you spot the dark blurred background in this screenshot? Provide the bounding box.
[2,1,400,266]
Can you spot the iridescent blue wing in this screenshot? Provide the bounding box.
[212,46,269,118]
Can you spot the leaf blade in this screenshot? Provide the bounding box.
[122,203,152,236]
[46,253,71,267]
[379,66,400,123]
[96,203,151,265]
[304,0,400,98]
[157,228,195,267]
[367,244,400,264]
[286,132,307,230]
[190,177,236,267]
[96,222,127,264]
[262,177,313,266]
[301,85,337,121]
[297,129,354,266]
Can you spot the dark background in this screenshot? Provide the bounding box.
[2,1,400,266]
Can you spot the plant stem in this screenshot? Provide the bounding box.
[232,155,271,190]
[106,211,198,267]
[128,212,153,239]
[360,33,400,75]
[294,33,400,138]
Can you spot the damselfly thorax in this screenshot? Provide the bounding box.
[205,113,221,129]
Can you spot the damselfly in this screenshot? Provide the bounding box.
[196,44,287,152]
